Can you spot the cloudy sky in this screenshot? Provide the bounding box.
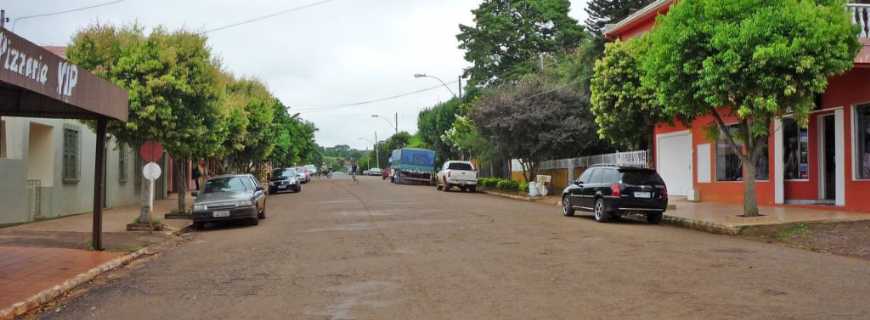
[7,0,589,150]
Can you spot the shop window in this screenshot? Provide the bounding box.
[62,127,80,183]
[856,104,870,179]
[716,125,769,181]
[119,143,128,184]
[783,118,809,179]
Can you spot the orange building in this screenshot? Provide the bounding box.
[605,0,870,212]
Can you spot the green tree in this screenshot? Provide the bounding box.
[417,99,461,164]
[457,0,585,86]
[68,24,228,214]
[584,0,655,35]
[642,0,860,216]
[471,74,610,182]
[590,38,663,149]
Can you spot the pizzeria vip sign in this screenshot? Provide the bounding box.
[0,28,128,121]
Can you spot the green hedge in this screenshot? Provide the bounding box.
[496,180,519,191]
[480,177,527,193]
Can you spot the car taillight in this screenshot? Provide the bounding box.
[659,185,668,199]
[610,183,621,197]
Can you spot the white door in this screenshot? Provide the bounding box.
[656,131,693,196]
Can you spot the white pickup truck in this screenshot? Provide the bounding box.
[436,161,478,192]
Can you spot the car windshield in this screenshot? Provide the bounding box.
[203,177,249,194]
[448,162,473,170]
[272,169,297,179]
[402,150,435,167]
[620,170,664,185]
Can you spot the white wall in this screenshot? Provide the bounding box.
[0,116,141,224]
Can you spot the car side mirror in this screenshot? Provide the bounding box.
[191,191,199,198]
[574,180,583,186]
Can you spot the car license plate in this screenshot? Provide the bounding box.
[213,210,230,218]
[278,185,287,189]
[634,192,652,199]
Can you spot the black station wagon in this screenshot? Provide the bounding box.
[561,165,668,224]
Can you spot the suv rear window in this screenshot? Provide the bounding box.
[620,170,664,185]
[448,162,473,170]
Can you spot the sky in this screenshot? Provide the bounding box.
[6,0,589,150]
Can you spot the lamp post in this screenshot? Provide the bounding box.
[358,134,380,169]
[372,113,398,134]
[414,73,461,100]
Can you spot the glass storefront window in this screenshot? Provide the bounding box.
[716,125,769,181]
[783,118,809,179]
[857,104,870,179]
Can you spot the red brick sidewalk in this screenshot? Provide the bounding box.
[0,246,119,309]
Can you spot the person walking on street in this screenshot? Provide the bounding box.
[351,163,358,184]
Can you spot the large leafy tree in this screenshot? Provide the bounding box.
[68,24,228,214]
[457,0,585,87]
[642,0,860,216]
[471,74,610,182]
[417,99,461,164]
[590,38,663,149]
[584,0,655,35]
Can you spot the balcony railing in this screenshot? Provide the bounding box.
[849,4,870,39]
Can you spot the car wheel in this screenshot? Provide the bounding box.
[647,212,663,224]
[442,183,450,192]
[436,180,443,190]
[469,186,477,193]
[562,196,575,217]
[258,208,266,219]
[593,198,610,222]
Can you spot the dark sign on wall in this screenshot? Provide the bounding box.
[0,28,128,121]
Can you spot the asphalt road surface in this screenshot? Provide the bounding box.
[44,176,870,319]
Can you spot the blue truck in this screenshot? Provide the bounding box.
[389,148,436,185]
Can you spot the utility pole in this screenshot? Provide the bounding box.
[458,76,463,101]
[1,10,8,29]
[394,112,398,134]
[374,131,380,168]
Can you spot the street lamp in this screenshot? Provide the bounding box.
[414,73,460,99]
[372,114,398,134]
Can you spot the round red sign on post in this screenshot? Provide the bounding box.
[139,141,164,162]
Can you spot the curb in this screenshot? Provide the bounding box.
[479,190,739,235]
[661,215,740,235]
[0,246,153,320]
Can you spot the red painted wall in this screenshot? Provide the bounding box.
[654,110,775,205]
[825,68,870,211]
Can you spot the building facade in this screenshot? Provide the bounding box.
[0,117,145,225]
[605,0,870,212]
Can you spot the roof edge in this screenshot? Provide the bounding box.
[603,0,674,37]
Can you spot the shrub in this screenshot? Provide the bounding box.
[479,177,500,187]
[497,180,519,191]
[518,180,529,193]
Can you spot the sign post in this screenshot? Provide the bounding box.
[143,161,162,216]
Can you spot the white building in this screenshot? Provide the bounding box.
[0,117,142,225]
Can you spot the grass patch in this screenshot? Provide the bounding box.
[774,223,810,241]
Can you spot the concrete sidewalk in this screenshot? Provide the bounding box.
[0,196,191,319]
[664,199,870,234]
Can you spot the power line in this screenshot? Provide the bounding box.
[204,0,342,34]
[12,0,127,30]
[296,80,459,113]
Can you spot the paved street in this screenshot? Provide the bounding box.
[45,176,870,320]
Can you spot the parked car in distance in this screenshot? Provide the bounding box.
[304,164,318,176]
[296,167,311,183]
[192,174,267,229]
[368,168,383,176]
[436,161,478,192]
[269,168,302,193]
[561,165,668,224]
